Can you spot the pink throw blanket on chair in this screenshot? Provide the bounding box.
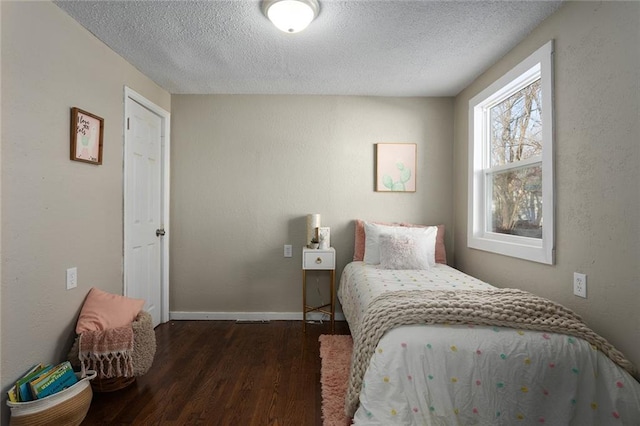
[78,325,135,378]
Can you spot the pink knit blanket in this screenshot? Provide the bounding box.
[78,325,135,378]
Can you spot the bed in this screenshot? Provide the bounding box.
[338,220,640,425]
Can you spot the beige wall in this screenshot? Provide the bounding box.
[170,95,454,314]
[4,1,637,421]
[453,1,640,368]
[0,1,170,417]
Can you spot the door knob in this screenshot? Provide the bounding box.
[156,229,165,237]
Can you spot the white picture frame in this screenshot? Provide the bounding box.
[317,227,330,248]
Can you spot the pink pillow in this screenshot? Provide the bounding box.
[76,287,145,333]
[353,220,397,261]
[353,219,447,264]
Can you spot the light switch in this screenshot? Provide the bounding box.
[66,267,78,290]
[284,244,293,258]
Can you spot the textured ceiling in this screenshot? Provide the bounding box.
[54,0,563,97]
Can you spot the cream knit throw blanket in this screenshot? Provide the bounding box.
[345,288,637,417]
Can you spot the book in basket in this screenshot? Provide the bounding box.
[13,364,52,402]
[29,361,78,399]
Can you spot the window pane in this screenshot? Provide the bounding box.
[489,80,542,167]
[490,164,542,238]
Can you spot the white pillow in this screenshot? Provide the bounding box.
[363,222,437,266]
[378,233,431,270]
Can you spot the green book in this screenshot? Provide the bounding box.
[30,361,77,399]
[15,364,50,402]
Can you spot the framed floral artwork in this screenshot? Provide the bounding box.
[70,107,104,165]
[317,227,331,248]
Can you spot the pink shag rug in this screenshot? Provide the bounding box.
[319,334,353,426]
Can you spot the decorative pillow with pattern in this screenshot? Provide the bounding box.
[353,219,447,264]
[378,233,431,270]
[364,222,437,266]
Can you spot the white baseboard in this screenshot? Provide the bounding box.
[169,311,346,322]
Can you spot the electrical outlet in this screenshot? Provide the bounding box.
[66,267,78,290]
[573,272,587,298]
[284,244,292,258]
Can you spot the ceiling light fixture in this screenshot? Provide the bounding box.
[262,0,320,33]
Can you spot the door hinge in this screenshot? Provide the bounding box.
[127,117,130,130]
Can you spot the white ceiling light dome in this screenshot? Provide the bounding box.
[262,0,320,33]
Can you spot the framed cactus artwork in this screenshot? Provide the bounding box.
[70,107,104,165]
[375,143,416,192]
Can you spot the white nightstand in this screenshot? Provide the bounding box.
[302,247,336,333]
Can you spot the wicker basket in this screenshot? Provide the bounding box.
[7,371,95,426]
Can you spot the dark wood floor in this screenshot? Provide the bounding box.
[81,320,351,426]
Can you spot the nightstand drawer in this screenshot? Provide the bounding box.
[303,248,335,270]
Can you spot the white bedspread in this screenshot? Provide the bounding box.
[338,262,640,425]
[338,262,493,342]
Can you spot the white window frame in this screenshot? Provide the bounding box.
[468,40,555,264]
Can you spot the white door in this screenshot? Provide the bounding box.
[124,92,168,328]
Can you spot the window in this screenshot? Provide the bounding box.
[468,40,554,264]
